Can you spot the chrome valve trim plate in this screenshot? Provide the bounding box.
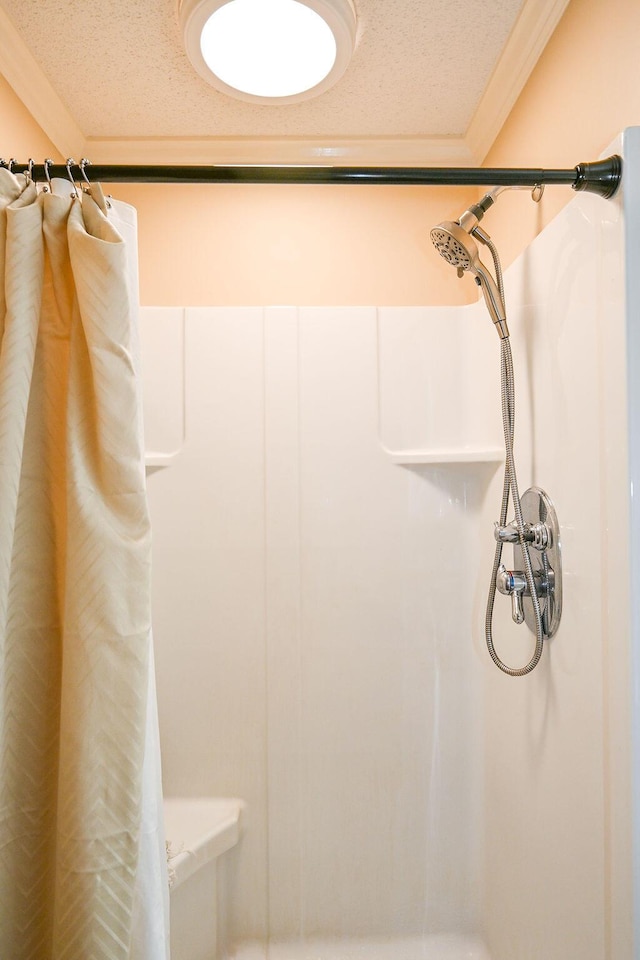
[512,487,562,639]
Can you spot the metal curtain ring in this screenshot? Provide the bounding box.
[79,158,92,186]
[43,158,53,192]
[65,158,80,199]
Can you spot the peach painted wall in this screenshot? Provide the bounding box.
[0,72,60,161]
[111,181,477,307]
[482,0,640,267]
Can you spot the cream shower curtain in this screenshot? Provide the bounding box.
[0,169,169,958]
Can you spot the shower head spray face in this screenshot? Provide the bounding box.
[430,220,509,339]
[430,221,476,271]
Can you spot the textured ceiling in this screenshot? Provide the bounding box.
[0,0,567,162]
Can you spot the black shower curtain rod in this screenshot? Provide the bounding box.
[1,155,622,198]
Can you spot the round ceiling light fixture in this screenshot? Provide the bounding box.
[180,0,357,104]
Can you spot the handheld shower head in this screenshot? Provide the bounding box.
[430,220,509,339]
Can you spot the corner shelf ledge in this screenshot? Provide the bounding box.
[387,447,504,465]
[145,451,180,469]
[163,797,244,890]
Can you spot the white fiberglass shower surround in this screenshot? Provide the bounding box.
[138,129,639,960]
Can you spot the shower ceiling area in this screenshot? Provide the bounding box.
[0,0,569,165]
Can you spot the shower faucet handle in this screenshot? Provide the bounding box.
[496,562,554,626]
[496,565,526,624]
[494,520,551,550]
[511,591,525,625]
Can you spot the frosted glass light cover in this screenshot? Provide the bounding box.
[181,0,357,104]
[202,0,336,98]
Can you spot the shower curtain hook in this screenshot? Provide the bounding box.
[531,183,544,202]
[65,158,80,199]
[25,159,34,184]
[43,158,53,192]
[80,156,112,209]
[79,157,92,189]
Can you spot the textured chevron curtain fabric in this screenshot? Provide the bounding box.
[0,169,168,958]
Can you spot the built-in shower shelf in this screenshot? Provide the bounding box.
[388,448,504,465]
[145,452,179,469]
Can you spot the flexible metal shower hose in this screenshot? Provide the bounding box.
[480,236,545,676]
